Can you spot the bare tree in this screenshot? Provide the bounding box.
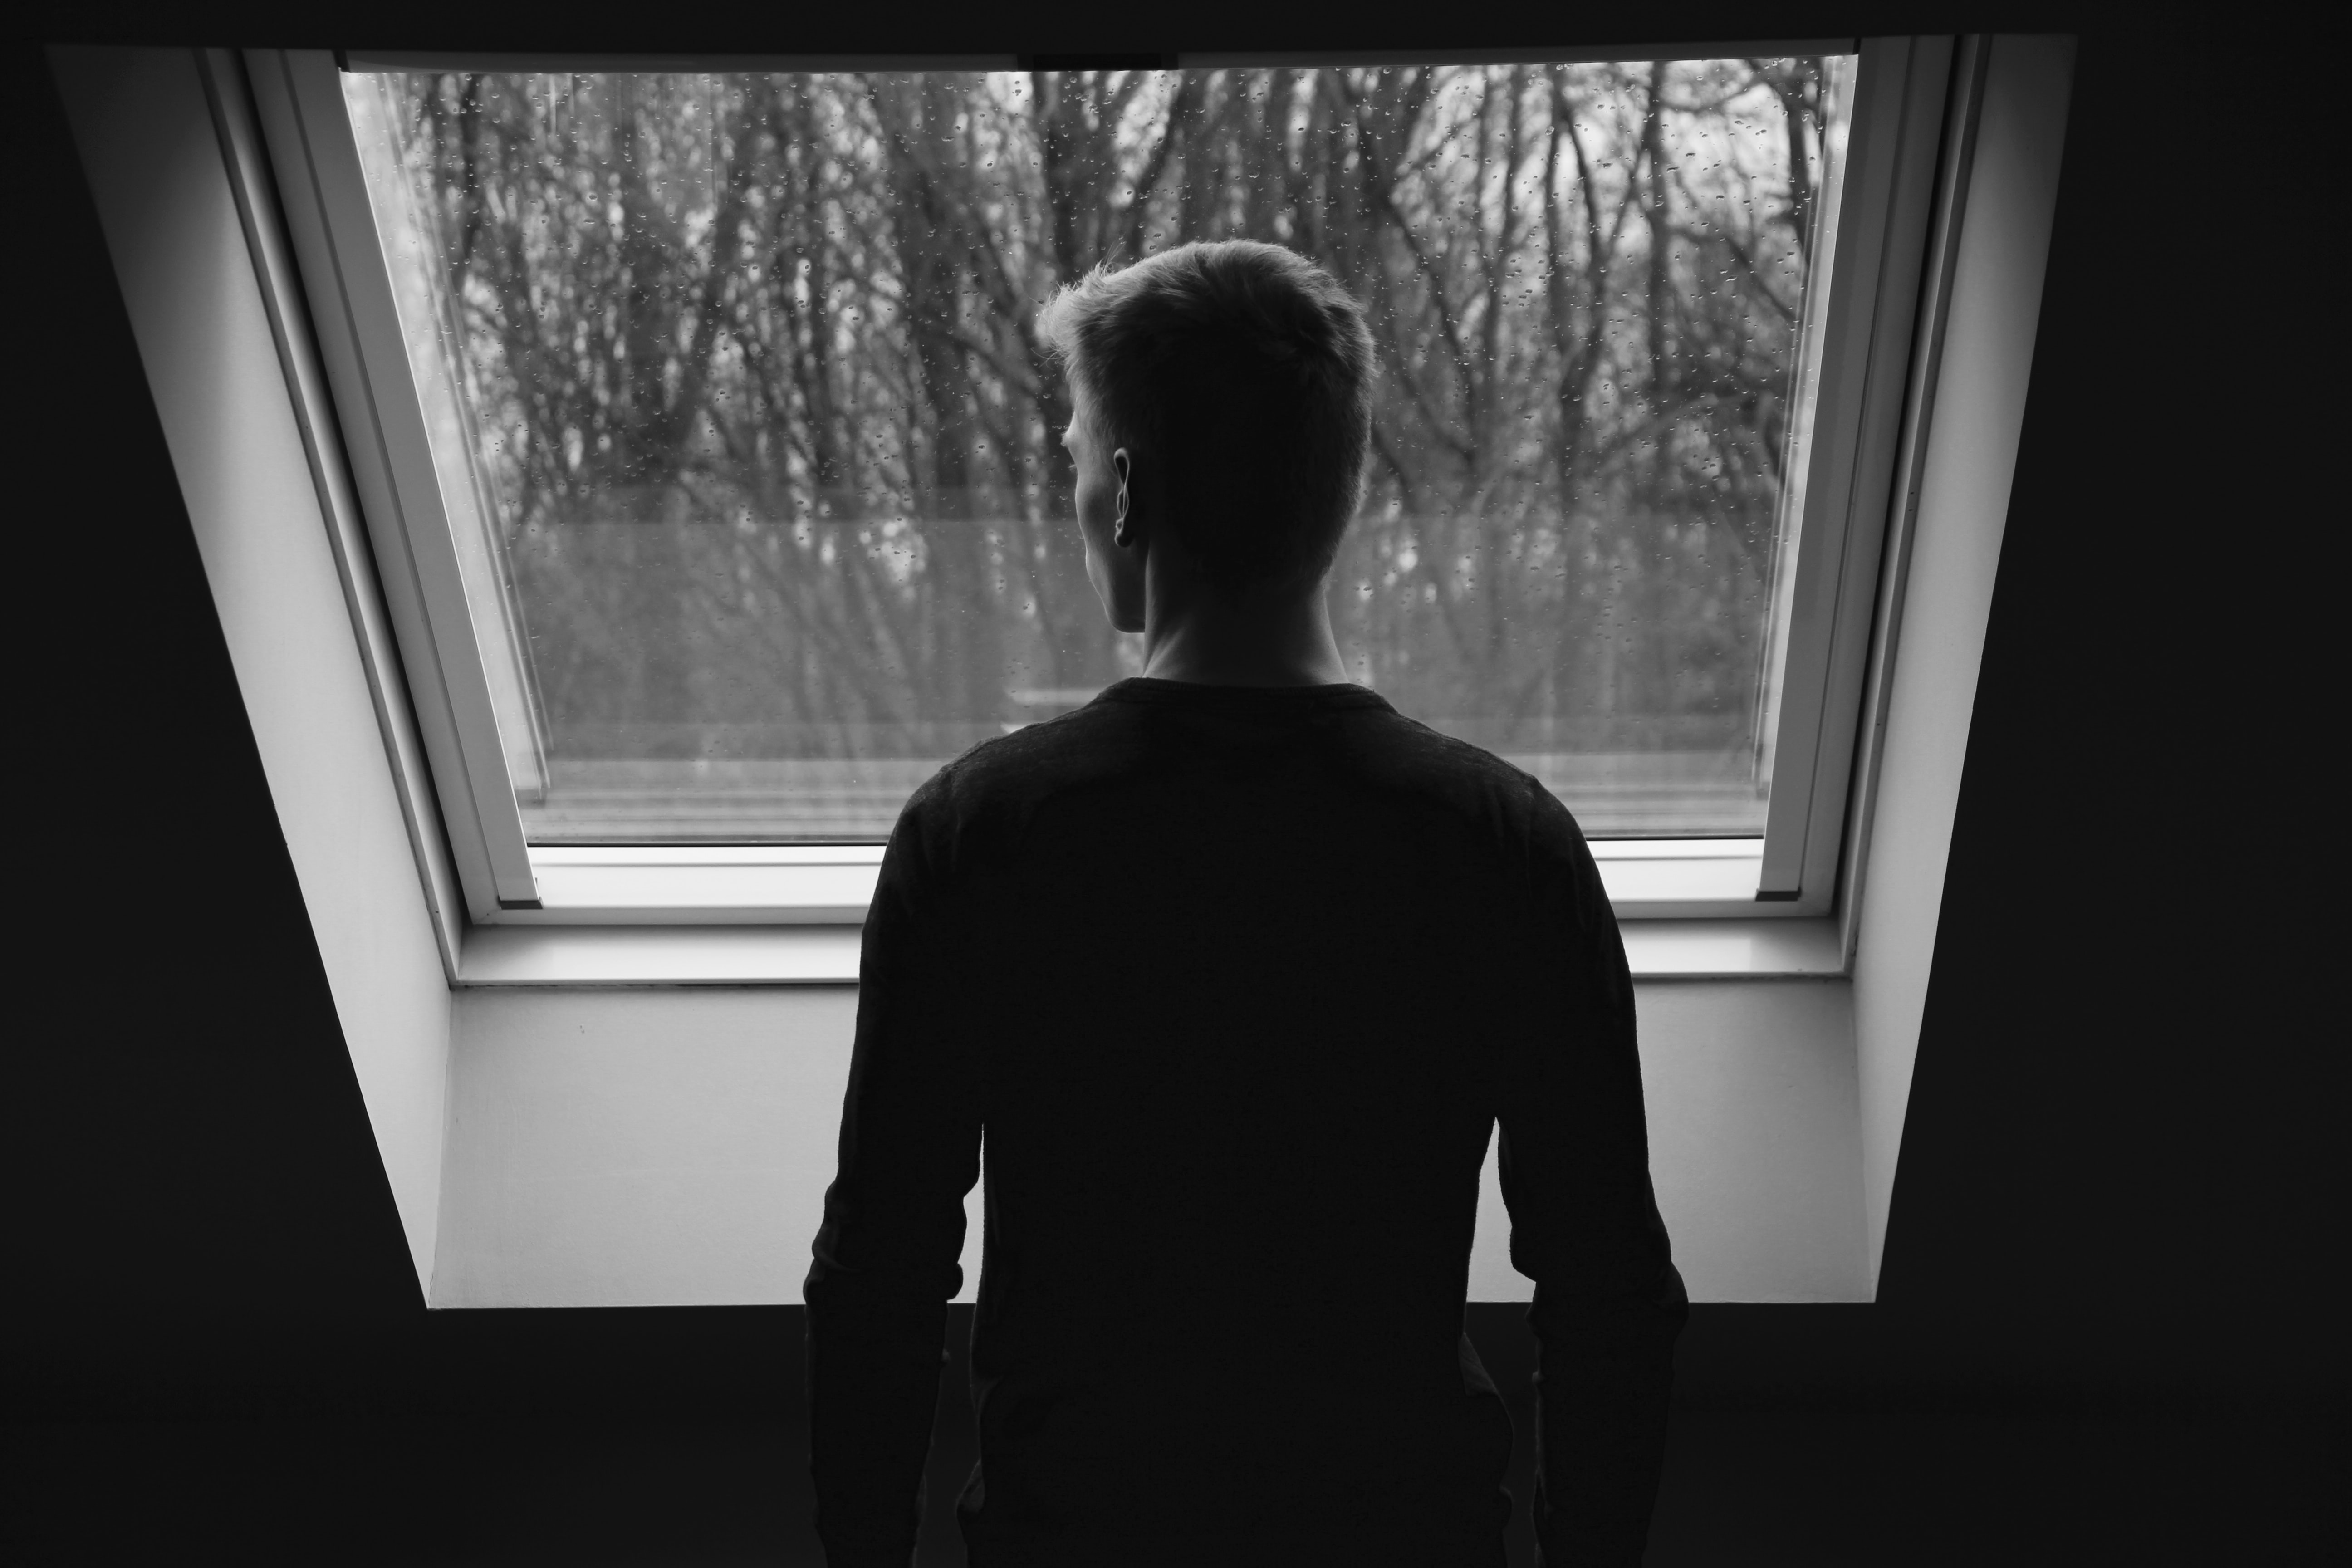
[375,55,1843,825]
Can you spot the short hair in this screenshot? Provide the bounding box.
[1035,240,1374,596]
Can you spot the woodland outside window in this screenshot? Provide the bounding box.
[242,39,1968,926]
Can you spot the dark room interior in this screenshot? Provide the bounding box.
[6,3,2341,1562]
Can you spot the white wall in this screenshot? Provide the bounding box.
[436,988,858,1308]
[1606,982,1864,1303]
[54,46,453,1294]
[1851,35,2075,1289]
[436,979,1866,1308]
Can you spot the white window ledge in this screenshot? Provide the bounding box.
[519,845,884,925]
[503,839,1782,928]
[460,924,865,985]
[1619,917,1844,978]
[459,840,1833,983]
[456,914,1842,986]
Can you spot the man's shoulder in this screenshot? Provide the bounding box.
[902,695,1591,869]
[891,706,1131,857]
[1356,708,1540,793]
[935,696,1532,792]
[1343,709,1592,854]
[912,703,1137,811]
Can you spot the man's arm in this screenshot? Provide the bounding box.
[1498,777,1690,1568]
[804,781,985,1568]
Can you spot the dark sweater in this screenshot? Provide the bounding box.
[804,678,1688,1568]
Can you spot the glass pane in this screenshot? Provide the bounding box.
[343,56,1854,843]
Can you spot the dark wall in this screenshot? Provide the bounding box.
[8,0,2339,1557]
[10,37,416,1418]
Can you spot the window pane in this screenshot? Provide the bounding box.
[343,58,1854,843]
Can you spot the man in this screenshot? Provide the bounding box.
[805,239,1687,1567]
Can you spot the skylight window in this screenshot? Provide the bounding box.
[342,54,1851,842]
[253,40,1957,922]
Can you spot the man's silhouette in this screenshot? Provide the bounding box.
[806,240,1687,1568]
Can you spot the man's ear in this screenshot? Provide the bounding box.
[1112,449,1134,541]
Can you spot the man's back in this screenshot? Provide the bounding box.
[806,678,1687,1568]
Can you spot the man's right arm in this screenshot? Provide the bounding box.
[1496,778,1689,1566]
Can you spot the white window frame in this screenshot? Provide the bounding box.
[229,37,1980,972]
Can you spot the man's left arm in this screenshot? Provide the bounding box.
[805,783,985,1567]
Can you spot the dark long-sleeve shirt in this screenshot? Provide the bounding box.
[805,678,1687,1567]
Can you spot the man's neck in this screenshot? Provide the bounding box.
[1139,587,1351,687]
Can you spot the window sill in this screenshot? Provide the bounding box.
[459,923,864,985]
[454,914,1844,986]
[497,839,1786,926]
[459,840,1838,983]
